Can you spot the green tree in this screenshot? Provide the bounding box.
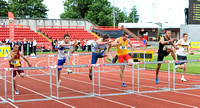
[8,0,48,18]
[127,7,139,23]
[0,0,9,17]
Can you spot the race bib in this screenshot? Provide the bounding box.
[183,46,188,52]
[96,48,104,53]
[120,45,127,50]
[64,49,70,53]
[11,59,20,67]
[163,45,169,51]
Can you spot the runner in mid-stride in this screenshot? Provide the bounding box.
[8,43,32,94]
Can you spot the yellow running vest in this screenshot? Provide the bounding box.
[116,37,128,56]
[10,51,21,67]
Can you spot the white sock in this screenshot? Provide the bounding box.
[182,76,184,79]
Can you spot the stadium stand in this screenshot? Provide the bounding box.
[0,25,49,43]
[37,26,98,41]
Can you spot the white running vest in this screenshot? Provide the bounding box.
[176,39,189,56]
[57,41,71,60]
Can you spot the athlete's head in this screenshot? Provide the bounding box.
[182,33,188,41]
[122,32,129,41]
[13,43,19,51]
[102,34,110,42]
[64,34,70,43]
[165,29,171,38]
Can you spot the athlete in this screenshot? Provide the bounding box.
[57,34,75,87]
[89,34,113,80]
[112,32,134,87]
[8,43,32,94]
[175,33,194,81]
[156,30,179,84]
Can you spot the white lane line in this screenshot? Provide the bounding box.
[4,78,75,108]
[137,94,198,108]
[0,97,18,108]
[174,91,200,97]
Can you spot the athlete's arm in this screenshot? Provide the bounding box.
[19,52,32,67]
[112,38,123,47]
[175,39,182,46]
[170,41,179,50]
[128,39,134,57]
[96,39,112,46]
[107,43,112,52]
[60,41,74,47]
[8,52,14,63]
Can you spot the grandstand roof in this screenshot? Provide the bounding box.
[118,23,161,29]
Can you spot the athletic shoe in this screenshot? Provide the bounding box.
[181,77,187,82]
[15,90,19,95]
[58,80,61,88]
[89,74,92,80]
[112,55,118,63]
[67,69,73,74]
[175,65,179,70]
[175,62,180,65]
[121,83,127,87]
[155,78,159,84]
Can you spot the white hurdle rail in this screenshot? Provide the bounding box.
[51,64,96,99]
[7,66,52,103]
[0,68,7,103]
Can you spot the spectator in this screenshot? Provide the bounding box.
[51,39,56,52]
[10,39,15,50]
[80,39,85,51]
[18,21,21,28]
[2,21,5,28]
[87,39,92,52]
[6,38,10,44]
[28,39,33,56]
[17,39,22,51]
[143,37,147,47]
[0,41,2,45]
[22,39,27,55]
[33,39,37,55]
[77,39,80,49]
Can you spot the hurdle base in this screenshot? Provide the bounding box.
[0,76,2,79]
[123,90,135,94]
[51,94,94,100]
[7,96,52,103]
[0,97,6,103]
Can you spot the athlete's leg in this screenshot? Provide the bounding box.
[103,51,113,61]
[64,54,70,71]
[89,52,99,80]
[167,48,176,60]
[156,63,161,78]
[120,65,125,83]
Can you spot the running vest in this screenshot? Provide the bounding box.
[57,41,71,60]
[158,36,171,52]
[176,39,189,56]
[116,37,128,56]
[92,38,107,54]
[10,50,21,67]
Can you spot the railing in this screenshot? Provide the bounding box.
[36,26,85,31]
[0,25,30,29]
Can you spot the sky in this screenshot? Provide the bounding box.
[7,0,189,25]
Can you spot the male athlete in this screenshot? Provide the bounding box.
[175,33,194,81]
[156,30,178,84]
[57,34,75,87]
[8,43,32,94]
[112,32,134,87]
[89,34,113,80]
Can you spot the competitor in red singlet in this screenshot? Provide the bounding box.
[8,43,32,94]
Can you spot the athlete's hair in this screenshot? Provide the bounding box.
[183,33,188,37]
[64,34,70,38]
[102,34,110,40]
[122,32,128,36]
[165,29,171,33]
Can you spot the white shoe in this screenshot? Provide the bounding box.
[175,65,179,70]
[67,69,73,74]
[15,90,19,95]
[181,77,187,82]
[58,80,61,88]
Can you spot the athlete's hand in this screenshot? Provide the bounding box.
[71,50,75,54]
[131,53,134,57]
[169,38,177,42]
[28,63,32,67]
[189,52,194,55]
[175,46,179,50]
[108,40,113,44]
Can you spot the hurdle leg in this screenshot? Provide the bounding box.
[4,69,7,101]
[56,67,59,98]
[11,69,14,101]
[98,65,101,95]
[49,67,52,97]
[92,66,95,95]
[0,61,2,79]
[52,55,55,75]
[73,54,76,73]
[137,63,140,93]
[132,63,134,93]
[77,54,79,72]
[173,62,175,90]
[168,62,171,90]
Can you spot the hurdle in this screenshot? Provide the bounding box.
[173,59,200,91]
[0,68,7,103]
[7,66,52,103]
[51,64,96,99]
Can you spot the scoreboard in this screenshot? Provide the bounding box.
[189,0,200,24]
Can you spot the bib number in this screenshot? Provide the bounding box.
[120,46,127,50]
[96,48,103,53]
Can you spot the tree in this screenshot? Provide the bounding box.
[8,0,49,18]
[60,0,139,26]
[0,0,9,17]
[127,7,139,23]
